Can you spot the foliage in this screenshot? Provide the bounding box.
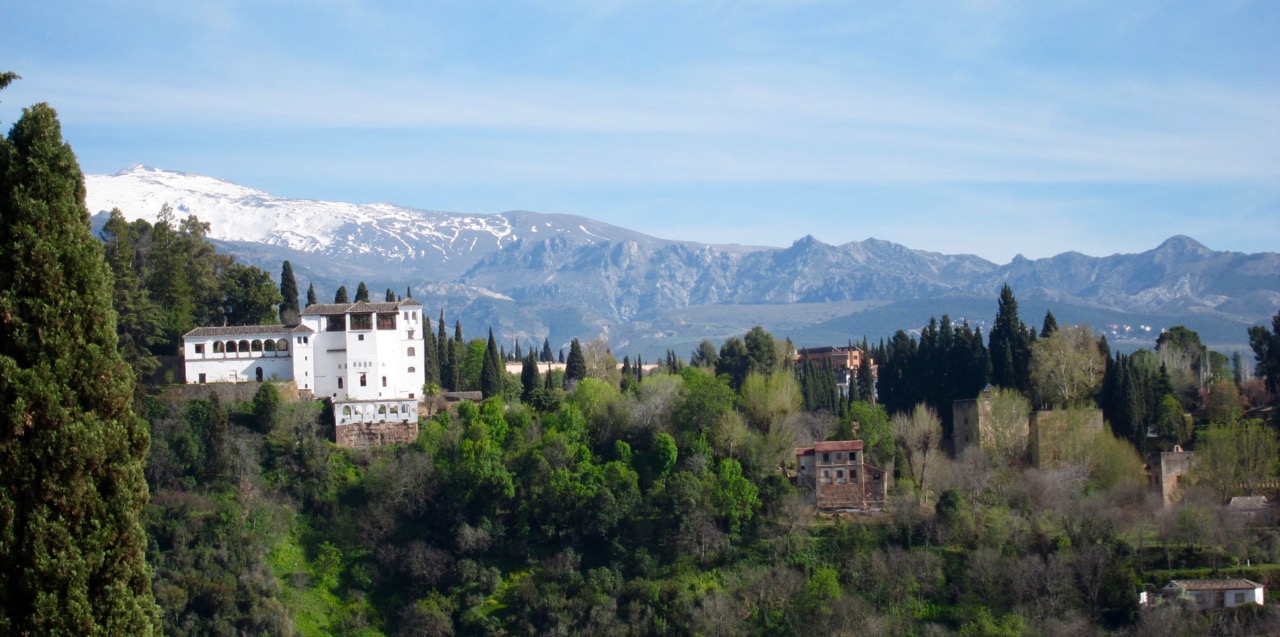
[1190,420,1279,498]
[1250,310,1280,398]
[0,99,162,633]
[1030,324,1104,409]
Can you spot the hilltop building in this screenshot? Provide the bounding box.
[794,345,872,398]
[182,299,426,445]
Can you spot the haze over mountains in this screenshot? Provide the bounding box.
[86,166,1279,357]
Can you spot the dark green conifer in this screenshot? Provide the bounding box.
[520,352,540,403]
[481,328,503,398]
[279,260,300,325]
[0,100,162,633]
[385,287,396,302]
[334,285,349,303]
[564,338,587,388]
[306,282,317,306]
[355,281,370,302]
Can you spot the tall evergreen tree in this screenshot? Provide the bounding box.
[481,328,504,398]
[520,352,540,403]
[355,281,370,303]
[385,287,396,302]
[306,282,317,307]
[279,260,300,325]
[451,321,465,392]
[436,311,450,390]
[541,337,553,363]
[203,391,230,481]
[334,285,349,303]
[564,338,587,389]
[422,315,441,389]
[101,209,163,384]
[856,348,876,405]
[1040,310,1059,338]
[0,100,162,633]
[989,284,1033,394]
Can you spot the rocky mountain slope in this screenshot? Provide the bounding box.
[85,166,1279,354]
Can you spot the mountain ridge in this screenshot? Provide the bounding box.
[84,166,1279,355]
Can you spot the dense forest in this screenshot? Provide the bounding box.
[94,200,1280,635]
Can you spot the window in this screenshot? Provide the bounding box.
[276,339,288,351]
[194,343,205,354]
[226,341,238,353]
[408,367,416,373]
[350,313,372,330]
[377,313,397,330]
[836,452,844,462]
[358,334,365,341]
[382,376,387,387]
[338,377,344,389]
[326,315,345,332]
[213,341,224,353]
[821,453,830,464]
[836,469,845,483]
[360,373,367,387]
[407,347,416,357]
[821,469,831,484]
[198,373,206,383]
[264,339,275,352]
[238,340,250,353]
[1234,592,1246,604]
[251,340,263,352]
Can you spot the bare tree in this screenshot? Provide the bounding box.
[1030,325,1105,409]
[893,403,943,504]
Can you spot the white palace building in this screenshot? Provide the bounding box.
[182,299,426,427]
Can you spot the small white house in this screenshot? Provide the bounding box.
[1161,579,1265,610]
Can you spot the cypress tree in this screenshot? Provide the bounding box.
[481,328,503,398]
[564,338,587,388]
[204,391,230,481]
[1040,310,1059,338]
[385,287,395,302]
[436,311,450,390]
[0,100,162,633]
[541,337,553,362]
[279,260,300,325]
[989,284,1032,393]
[520,352,540,403]
[306,282,317,307]
[422,315,441,389]
[334,285,349,303]
[355,281,370,303]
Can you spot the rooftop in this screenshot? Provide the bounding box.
[185,324,313,338]
[301,299,422,316]
[1167,579,1264,591]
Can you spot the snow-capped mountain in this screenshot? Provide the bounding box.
[84,166,1279,355]
[84,165,679,279]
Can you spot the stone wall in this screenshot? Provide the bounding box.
[157,380,300,404]
[335,420,419,448]
[817,482,863,510]
[1151,449,1194,507]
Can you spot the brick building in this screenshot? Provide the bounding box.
[795,440,888,510]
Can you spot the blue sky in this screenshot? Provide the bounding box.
[2,1,1277,262]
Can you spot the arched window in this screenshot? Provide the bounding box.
[276,339,288,352]
[360,373,367,387]
[338,377,344,389]
[407,346,416,357]
[408,367,416,374]
[226,340,238,353]
[389,404,399,414]
[378,404,387,415]
[264,339,276,352]
[238,340,250,353]
[213,341,225,353]
[382,376,387,387]
[251,340,263,352]
[343,406,352,416]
